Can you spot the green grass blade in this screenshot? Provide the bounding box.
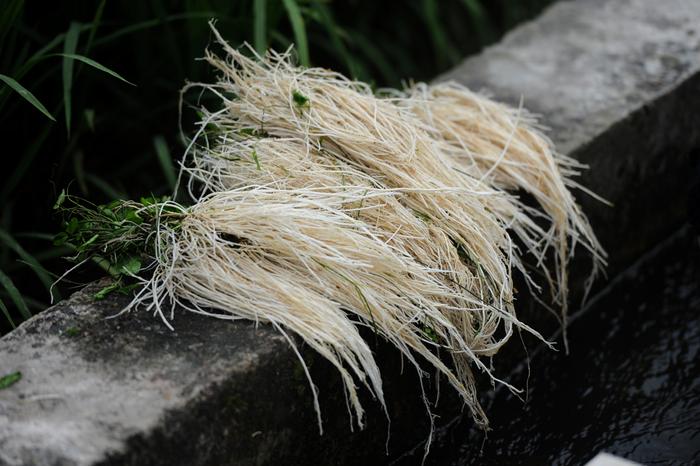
[73,150,88,194]
[85,173,126,200]
[0,123,51,203]
[62,22,80,135]
[459,0,492,44]
[253,0,267,55]
[0,298,15,329]
[31,246,75,263]
[153,135,177,191]
[0,371,21,389]
[14,232,55,241]
[85,0,107,54]
[54,53,135,86]
[0,0,23,56]
[422,0,460,67]
[0,269,31,320]
[312,3,362,79]
[84,108,95,131]
[281,0,309,66]
[0,24,91,114]
[0,228,54,293]
[347,33,399,86]
[93,12,215,46]
[0,73,55,121]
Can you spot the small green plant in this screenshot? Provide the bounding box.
[0,371,21,390]
[54,193,185,299]
[64,326,80,337]
[292,89,309,107]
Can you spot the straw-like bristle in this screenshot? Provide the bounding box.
[406,82,607,318]
[125,23,605,443]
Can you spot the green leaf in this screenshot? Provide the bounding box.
[251,149,261,170]
[62,22,80,135]
[459,0,492,43]
[311,3,362,79]
[253,0,267,55]
[281,0,309,66]
[53,190,66,210]
[82,234,99,249]
[348,32,398,86]
[53,53,135,86]
[94,282,119,300]
[0,298,15,329]
[73,150,88,195]
[0,228,55,294]
[0,269,30,320]
[0,73,55,120]
[0,371,21,390]
[0,0,23,56]
[153,135,177,191]
[121,257,141,276]
[64,326,80,337]
[421,0,460,67]
[85,173,126,199]
[84,108,95,131]
[292,90,308,107]
[85,0,107,54]
[93,12,214,46]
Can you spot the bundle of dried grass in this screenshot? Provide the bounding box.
[65,23,605,450]
[405,82,607,321]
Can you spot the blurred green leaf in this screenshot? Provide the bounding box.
[94,282,119,300]
[0,269,30,320]
[0,299,15,329]
[253,0,267,55]
[460,0,492,43]
[312,2,363,80]
[281,0,309,66]
[73,151,88,195]
[153,135,177,191]
[84,108,95,131]
[121,257,141,275]
[0,73,55,120]
[292,89,309,107]
[422,0,460,67]
[93,12,215,46]
[85,0,107,54]
[348,33,398,86]
[85,174,126,200]
[0,371,21,390]
[0,228,55,295]
[62,22,80,135]
[0,0,23,56]
[54,53,135,86]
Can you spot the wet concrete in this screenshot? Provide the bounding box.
[412,226,700,465]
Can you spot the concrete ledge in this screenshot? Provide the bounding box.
[0,282,438,465]
[441,0,700,276]
[2,0,700,464]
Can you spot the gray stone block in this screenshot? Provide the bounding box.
[2,0,700,464]
[440,0,700,276]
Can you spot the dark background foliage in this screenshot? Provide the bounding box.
[0,0,553,333]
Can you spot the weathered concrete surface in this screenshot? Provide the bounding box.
[0,281,441,466]
[441,0,700,278]
[2,0,700,465]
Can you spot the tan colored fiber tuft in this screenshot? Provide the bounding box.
[125,23,606,448]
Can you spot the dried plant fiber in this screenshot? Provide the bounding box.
[124,23,606,447]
